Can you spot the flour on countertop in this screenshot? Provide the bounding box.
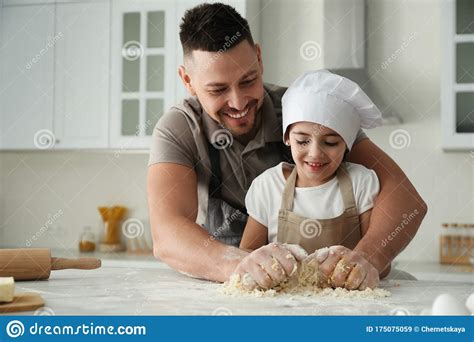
[220,259,391,299]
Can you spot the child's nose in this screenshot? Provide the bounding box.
[308,141,325,158]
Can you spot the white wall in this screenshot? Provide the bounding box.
[0,151,151,250]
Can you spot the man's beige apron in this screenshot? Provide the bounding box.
[277,165,362,254]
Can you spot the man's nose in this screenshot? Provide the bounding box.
[227,88,247,111]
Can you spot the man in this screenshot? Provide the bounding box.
[147,3,427,290]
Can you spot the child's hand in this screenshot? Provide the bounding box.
[231,243,308,290]
[306,245,379,290]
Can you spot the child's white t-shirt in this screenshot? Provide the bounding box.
[245,162,380,243]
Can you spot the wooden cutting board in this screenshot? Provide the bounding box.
[0,292,45,313]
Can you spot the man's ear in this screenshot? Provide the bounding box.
[255,43,263,75]
[178,65,196,96]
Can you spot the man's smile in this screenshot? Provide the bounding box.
[220,100,258,127]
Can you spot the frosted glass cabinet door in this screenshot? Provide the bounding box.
[456,43,474,84]
[110,1,175,149]
[146,99,164,135]
[147,11,165,48]
[0,5,55,149]
[456,92,474,133]
[442,0,474,149]
[146,55,165,92]
[121,99,140,136]
[122,12,141,93]
[456,0,474,34]
[454,1,474,134]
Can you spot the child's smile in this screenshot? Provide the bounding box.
[288,122,347,187]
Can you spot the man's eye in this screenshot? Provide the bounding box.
[241,78,256,85]
[296,140,310,146]
[209,89,225,95]
[325,142,339,146]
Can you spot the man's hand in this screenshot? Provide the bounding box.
[305,245,380,290]
[232,243,308,290]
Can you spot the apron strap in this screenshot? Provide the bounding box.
[280,165,298,211]
[336,166,358,215]
[207,141,248,215]
[207,141,222,198]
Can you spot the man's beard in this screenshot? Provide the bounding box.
[218,99,259,135]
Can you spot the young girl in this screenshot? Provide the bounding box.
[240,69,382,260]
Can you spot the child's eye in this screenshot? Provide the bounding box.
[296,140,310,146]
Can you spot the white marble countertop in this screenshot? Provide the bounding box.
[50,248,474,282]
[4,260,473,316]
[395,260,473,282]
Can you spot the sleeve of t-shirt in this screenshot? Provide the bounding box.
[148,108,197,168]
[354,166,380,215]
[245,175,270,228]
[354,128,368,145]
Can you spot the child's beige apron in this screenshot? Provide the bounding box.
[277,165,362,254]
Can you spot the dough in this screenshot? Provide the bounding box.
[220,259,390,299]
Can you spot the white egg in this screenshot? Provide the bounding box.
[465,293,474,314]
[390,307,411,315]
[432,293,470,315]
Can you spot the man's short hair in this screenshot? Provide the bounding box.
[179,2,254,57]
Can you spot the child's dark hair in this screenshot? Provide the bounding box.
[179,2,254,57]
[343,148,350,161]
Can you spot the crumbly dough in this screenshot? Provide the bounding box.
[220,259,391,299]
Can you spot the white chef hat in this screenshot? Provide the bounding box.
[282,70,383,150]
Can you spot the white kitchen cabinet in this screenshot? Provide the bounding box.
[109,0,177,150]
[441,0,474,150]
[2,0,99,5]
[0,4,55,149]
[0,1,110,150]
[260,0,365,86]
[53,2,110,149]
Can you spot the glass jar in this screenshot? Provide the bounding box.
[79,226,96,252]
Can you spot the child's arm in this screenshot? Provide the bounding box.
[359,209,372,237]
[239,217,268,251]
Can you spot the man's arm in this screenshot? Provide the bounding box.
[347,138,428,276]
[147,163,247,282]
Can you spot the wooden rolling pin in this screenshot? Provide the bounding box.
[0,248,101,281]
